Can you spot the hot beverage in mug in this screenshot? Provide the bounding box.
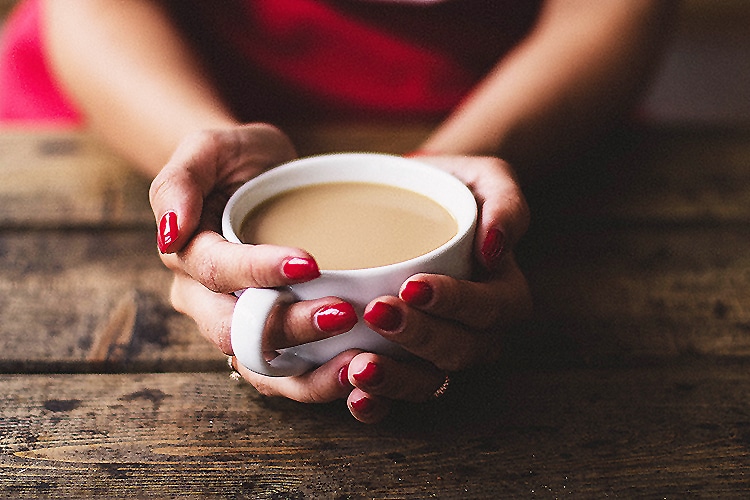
[238,181,458,271]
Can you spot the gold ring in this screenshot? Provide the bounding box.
[228,356,242,382]
[432,373,451,399]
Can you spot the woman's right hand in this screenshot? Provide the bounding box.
[149,124,359,402]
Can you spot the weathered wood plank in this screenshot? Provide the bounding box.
[0,230,222,372]
[0,132,153,228]
[521,224,750,362]
[1,362,750,498]
[582,127,750,224]
[522,126,750,230]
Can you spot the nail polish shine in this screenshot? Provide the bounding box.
[157,211,178,254]
[315,302,357,333]
[282,257,321,281]
[353,362,384,386]
[401,280,433,306]
[481,228,505,270]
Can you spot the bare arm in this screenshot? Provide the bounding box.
[43,0,239,176]
[421,0,678,177]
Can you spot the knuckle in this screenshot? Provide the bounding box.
[241,124,296,158]
[438,337,479,372]
[475,303,503,331]
[190,246,237,294]
[149,157,193,205]
[239,256,279,289]
[402,324,433,353]
[251,380,278,398]
[188,128,224,151]
[169,275,235,355]
[193,255,223,293]
[301,387,332,404]
[214,317,234,355]
[439,354,468,373]
[148,174,169,206]
[430,277,471,318]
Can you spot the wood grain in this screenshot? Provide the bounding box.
[522,225,750,363]
[0,132,152,228]
[1,362,749,498]
[0,230,222,372]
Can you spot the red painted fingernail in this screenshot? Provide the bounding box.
[401,280,433,307]
[404,150,429,158]
[363,302,402,332]
[338,365,353,389]
[282,257,320,281]
[353,362,384,386]
[157,211,178,254]
[481,228,505,270]
[315,302,357,333]
[350,396,374,414]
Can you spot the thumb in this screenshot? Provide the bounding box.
[149,133,220,254]
[149,125,298,254]
[406,155,530,272]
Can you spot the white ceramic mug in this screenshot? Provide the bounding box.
[222,153,477,377]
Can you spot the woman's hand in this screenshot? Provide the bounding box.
[344,155,533,423]
[150,124,359,397]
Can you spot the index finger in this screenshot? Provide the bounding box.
[162,230,321,293]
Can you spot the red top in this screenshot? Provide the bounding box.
[0,0,541,125]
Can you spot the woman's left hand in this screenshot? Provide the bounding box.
[343,155,533,423]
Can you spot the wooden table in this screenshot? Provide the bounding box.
[1,123,750,498]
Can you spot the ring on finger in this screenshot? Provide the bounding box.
[432,372,451,399]
[228,356,242,382]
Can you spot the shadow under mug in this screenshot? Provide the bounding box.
[222,153,478,377]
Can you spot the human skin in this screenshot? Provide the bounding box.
[44,0,677,423]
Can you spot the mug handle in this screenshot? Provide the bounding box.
[231,288,317,377]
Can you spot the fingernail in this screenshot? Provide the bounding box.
[353,362,384,386]
[401,280,433,307]
[404,150,429,158]
[350,395,374,414]
[157,211,178,254]
[363,302,402,332]
[282,257,320,281]
[338,365,353,389]
[481,228,505,270]
[315,302,357,333]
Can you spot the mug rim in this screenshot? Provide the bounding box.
[222,152,478,276]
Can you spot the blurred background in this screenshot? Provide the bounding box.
[641,0,750,125]
[1,0,748,126]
